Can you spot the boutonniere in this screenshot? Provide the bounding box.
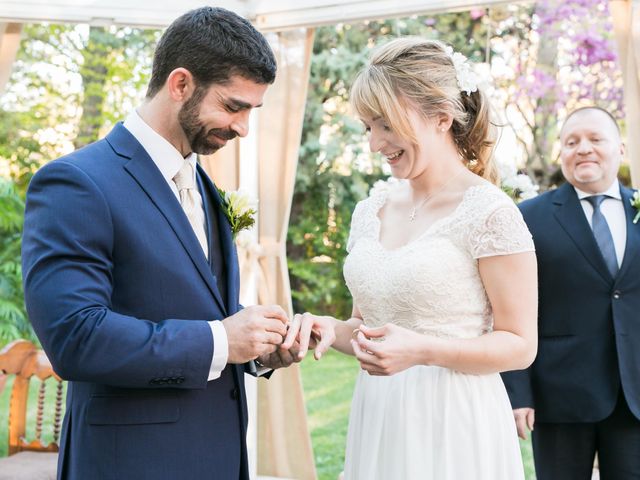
[216,187,257,238]
[631,191,640,224]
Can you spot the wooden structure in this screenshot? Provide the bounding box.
[0,340,64,479]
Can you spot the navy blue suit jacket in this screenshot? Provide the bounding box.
[22,124,250,479]
[502,182,640,423]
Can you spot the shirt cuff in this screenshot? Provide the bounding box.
[207,320,228,381]
[255,362,273,377]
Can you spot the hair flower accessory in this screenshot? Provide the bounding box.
[216,187,257,238]
[444,46,479,95]
[631,191,640,224]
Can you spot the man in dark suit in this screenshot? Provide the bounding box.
[502,106,640,479]
[21,7,333,479]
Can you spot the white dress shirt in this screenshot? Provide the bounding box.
[123,110,228,381]
[575,179,627,267]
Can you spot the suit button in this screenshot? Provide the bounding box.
[230,388,240,400]
[613,290,621,299]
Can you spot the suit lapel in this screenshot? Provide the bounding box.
[552,182,613,283]
[197,165,240,314]
[106,124,227,314]
[618,186,640,279]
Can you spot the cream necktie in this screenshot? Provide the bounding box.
[173,160,208,258]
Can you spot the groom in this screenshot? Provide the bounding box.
[22,7,331,480]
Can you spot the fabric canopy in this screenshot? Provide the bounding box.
[0,23,21,93]
[611,0,640,188]
[0,0,511,31]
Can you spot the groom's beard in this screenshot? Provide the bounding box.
[178,88,238,155]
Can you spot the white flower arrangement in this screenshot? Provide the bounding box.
[502,174,540,202]
[496,155,539,202]
[630,191,640,224]
[444,46,480,95]
[216,187,257,238]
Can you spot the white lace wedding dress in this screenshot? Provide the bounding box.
[342,180,534,480]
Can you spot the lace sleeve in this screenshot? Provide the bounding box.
[347,179,392,252]
[346,201,365,253]
[468,203,534,259]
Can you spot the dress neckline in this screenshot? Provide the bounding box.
[373,182,491,252]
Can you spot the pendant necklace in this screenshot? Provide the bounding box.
[409,170,464,221]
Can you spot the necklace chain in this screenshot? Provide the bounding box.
[409,170,464,221]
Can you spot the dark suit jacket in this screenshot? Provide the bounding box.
[22,124,249,479]
[502,182,640,423]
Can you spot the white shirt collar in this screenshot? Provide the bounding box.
[122,109,198,186]
[574,178,621,201]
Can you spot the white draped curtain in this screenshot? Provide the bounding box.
[611,0,640,187]
[0,23,21,93]
[254,28,316,480]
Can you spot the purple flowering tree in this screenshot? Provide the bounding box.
[497,0,623,190]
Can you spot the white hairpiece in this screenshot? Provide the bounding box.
[444,46,479,95]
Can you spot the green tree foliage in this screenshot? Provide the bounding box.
[75,25,159,147]
[0,23,158,343]
[0,179,32,343]
[494,0,623,189]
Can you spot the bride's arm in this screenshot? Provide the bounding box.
[353,251,537,375]
[438,250,538,374]
[331,306,364,356]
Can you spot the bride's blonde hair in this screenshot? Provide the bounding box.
[350,37,499,184]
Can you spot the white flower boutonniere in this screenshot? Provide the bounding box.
[631,191,640,224]
[216,187,257,238]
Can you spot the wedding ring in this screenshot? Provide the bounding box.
[351,328,361,340]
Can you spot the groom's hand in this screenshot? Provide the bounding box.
[222,305,289,364]
[256,340,302,369]
[282,312,336,360]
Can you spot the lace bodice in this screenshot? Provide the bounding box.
[343,180,534,339]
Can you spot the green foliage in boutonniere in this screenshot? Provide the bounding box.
[216,187,257,238]
[631,191,640,224]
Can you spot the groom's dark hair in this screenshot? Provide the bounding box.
[146,7,277,98]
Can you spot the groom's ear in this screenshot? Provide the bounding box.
[166,68,195,103]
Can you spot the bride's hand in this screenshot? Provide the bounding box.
[281,312,337,360]
[351,324,424,376]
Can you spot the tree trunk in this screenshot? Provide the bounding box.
[74,26,109,149]
[529,8,561,190]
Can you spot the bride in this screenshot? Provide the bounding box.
[295,38,538,479]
